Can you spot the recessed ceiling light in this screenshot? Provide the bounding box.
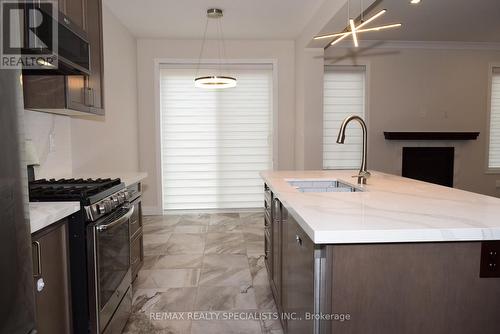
[410,0,421,4]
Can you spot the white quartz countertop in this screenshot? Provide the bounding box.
[61,172,147,187]
[29,202,81,234]
[261,170,500,244]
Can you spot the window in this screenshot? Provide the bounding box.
[323,65,366,170]
[160,65,273,210]
[488,67,500,169]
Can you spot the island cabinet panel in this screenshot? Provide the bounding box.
[326,242,500,334]
[283,215,315,334]
[271,197,283,308]
[264,184,272,278]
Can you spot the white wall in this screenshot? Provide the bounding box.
[319,45,500,196]
[23,4,139,180]
[293,0,352,169]
[136,39,295,212]
[23,111,72,179]
[71,4,139,173]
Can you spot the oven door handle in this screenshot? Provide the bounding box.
[96,205,134,231]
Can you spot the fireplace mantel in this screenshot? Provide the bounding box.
[383,132,479,141]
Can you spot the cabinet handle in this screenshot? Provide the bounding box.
[295,235,302,246]
[32,241,42,277]
[265,249,271,259]
[83,87,95,107]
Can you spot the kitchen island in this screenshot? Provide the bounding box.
[261,170,500,334]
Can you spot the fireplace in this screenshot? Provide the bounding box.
[402,147,454,187]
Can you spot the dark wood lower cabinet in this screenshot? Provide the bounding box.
[326,242,500,334]
[283,215,315,334]
[128,183,143,282]
[32,220,72,334]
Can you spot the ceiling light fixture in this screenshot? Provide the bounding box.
[195,8,237,89]
[314,5,402,47]
[410,0,422,4]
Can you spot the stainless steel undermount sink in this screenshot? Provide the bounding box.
[287,179,363,193]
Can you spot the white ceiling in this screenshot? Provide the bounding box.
[364,0,500,43]
[103,0,325,39]
[311,0,500,48]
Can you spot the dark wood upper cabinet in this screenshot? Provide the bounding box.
[85,0,104,112]
[23,0,104,116]
[62,0,87,33]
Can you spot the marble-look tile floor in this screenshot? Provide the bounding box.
[123,212,283,334]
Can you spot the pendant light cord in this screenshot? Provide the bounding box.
[218,16,228,78]
[196,16,210,78]
[217,16,223,76]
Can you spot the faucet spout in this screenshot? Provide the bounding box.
[336,115,370,183]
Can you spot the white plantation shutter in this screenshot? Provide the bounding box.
[160,65,273,210]
[323,65,366,170]
[488,68,500,168]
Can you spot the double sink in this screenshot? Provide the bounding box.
[287,179,363,193]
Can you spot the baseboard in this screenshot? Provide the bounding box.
[142,206,162,216]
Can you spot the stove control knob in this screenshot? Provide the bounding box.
[98,203,107,214]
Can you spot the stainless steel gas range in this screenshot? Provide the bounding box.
[29,178,133,334]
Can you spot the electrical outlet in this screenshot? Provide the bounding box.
[480,241,500,278]
[49,133,55,152]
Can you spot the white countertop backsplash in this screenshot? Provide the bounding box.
[261,170,500,244]
[30,202,81,234]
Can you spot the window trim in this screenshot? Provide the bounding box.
[485,63,500,174]
[322,63,371,170]
[153,58,279,212]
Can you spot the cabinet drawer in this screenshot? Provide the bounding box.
[129,198,142,239]
[130,233,143,280]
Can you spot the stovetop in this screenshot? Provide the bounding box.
[29,178,124,205]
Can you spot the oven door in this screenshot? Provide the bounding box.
[87,205,133,333]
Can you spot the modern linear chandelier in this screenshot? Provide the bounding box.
[314,8,402,47]
[195,8,237,89]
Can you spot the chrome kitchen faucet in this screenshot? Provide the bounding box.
[336,115,370,184]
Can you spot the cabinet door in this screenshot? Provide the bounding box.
[66,75,90,112]
[130,232,143,281]
[129,197,142,239]
[284,216,315,334]
[85,0,104,112]
[32,222,72,334]
[63,0,87,33]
